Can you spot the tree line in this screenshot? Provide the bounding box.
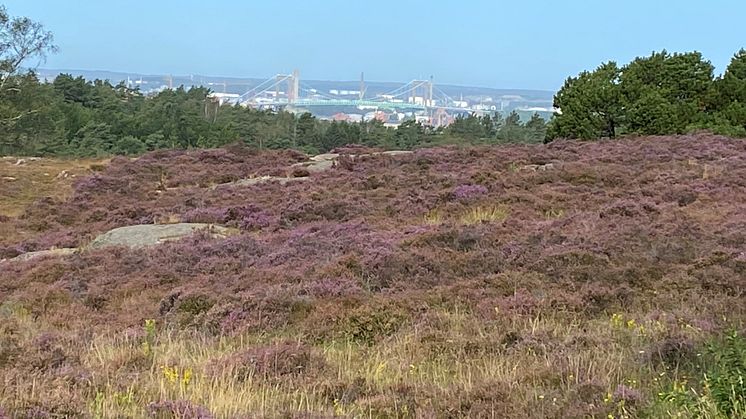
[0,72,549,156]
[546,49,746,141]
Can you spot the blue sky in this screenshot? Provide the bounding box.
[4,0,744,91]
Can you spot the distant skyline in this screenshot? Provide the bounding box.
[4,0,745,91]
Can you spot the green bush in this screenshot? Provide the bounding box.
[655,331,746,418]
[706,331,746,417]
[338,303,409,345]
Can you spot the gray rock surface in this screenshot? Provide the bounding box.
[309,153,339,162]
[378,150,414,156]
[291,159,335,173]
[1,248,78,264]
[219,150,412,189]
[216,175,310,189]
[87,223,232,250]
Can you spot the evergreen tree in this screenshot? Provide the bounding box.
[546,62,621,140]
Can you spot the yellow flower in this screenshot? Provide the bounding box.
[182,368,193,387]
[161,365,179,384]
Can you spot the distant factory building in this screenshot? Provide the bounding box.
[329,89,361,96]
[208,93,241,105]
[363,111,388,122]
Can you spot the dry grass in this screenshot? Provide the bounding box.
[0,303,730,418]
[459,205,509,225]
[0,157,107,245]
[0,157,106,217]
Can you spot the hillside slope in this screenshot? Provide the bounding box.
[1,134,745,417]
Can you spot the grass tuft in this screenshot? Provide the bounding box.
[459,205,509,225]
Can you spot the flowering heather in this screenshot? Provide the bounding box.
[181,207,228,224]
[181,205,274,230]
[305,277,363,298]
[451,184,489,202]
[1,134,746,416]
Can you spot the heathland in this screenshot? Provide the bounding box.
[1,134,744,418]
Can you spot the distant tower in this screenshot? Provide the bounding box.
[428,76,435,121]
[290,69,300,103]
[429,76,434,107]
[360,72,365,100]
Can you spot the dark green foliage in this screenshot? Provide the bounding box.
[338,302,409,344]
[548,62,622,140]
[445,111,547,144]
[706,331,746,416]
[547,49,746,141]
[655,331,746,417]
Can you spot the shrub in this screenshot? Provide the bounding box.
[649,335,696,368]
[147,400,213,419]
[613,384,643,406]
[181,208,227,224]
[416,226,485,252]
[337,302,409,344]
[176,294,215,316]
[656,332,746,418]
[305,277,362,298]
[213,342,312,380]
[706,331,746,417]
[452,184,488,202]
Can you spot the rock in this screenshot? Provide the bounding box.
[290,167,311,178]
[379,150,414,156]
[521,163,556,172]
[219,176,310,189]
[353,150,413,159]
[291,159,335,173]
[2,248,78,264]
[2,176,16,181]
[55,170,69,179]
[87,223,233,250]
[216,150,414,189]
[310,153,339,162]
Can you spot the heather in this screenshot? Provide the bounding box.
[0,133,745,417]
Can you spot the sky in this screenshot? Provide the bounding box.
[3,0,745,91]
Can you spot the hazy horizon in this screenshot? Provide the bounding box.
[4,0,746,91]
[36,67,558,94]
